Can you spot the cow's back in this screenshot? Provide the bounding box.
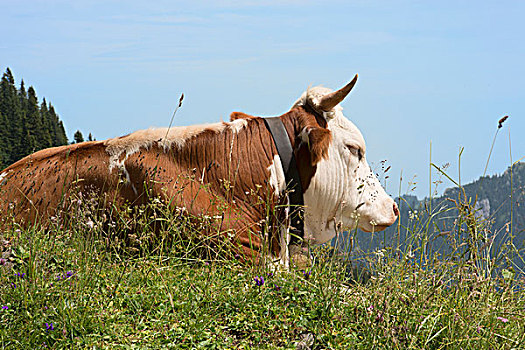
[0,141,122,227]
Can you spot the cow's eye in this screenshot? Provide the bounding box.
[346,145,363,161]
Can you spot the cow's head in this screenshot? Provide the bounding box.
[293,75,398,244]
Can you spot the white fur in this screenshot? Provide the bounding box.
[0,171,7,185]
[267,155,286,196]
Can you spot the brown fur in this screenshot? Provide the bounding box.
[230,111,258,121]
[0,106,331,259]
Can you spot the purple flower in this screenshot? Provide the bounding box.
[254,276,265,286]
[15,272,25,278]
[1,306,8,310]
[274,284,281,291]
[0,258,6,265]
[45,322,54,331]
[57,271,75,281]
[303,270,311,279]
[497,316,509,323]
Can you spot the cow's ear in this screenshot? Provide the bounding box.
[301,127,332,165]
[230,112,257,121]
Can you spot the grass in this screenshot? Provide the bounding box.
[0,194,523,349]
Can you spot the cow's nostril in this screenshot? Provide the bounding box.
[393,202,399,217]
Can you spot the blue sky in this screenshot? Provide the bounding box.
[1,0,523,198]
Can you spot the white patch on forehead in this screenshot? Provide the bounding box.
[267,154,286,195]
[104,120,248,173]
[292,85,340,120]
[329,111,366,153]
[292,86,333,109]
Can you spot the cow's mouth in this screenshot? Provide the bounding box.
[360,224,389,233]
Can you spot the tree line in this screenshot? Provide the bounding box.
[0,68,70,169]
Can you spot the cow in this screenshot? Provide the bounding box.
[0,75,398,265]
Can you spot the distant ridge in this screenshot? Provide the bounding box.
[345,162,525,270]
[395,161,525,239]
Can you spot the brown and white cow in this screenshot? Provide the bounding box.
[0,75,398,264]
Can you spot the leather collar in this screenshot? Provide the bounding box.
[263,117,305,246]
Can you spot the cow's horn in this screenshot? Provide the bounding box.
[317,74,358,112]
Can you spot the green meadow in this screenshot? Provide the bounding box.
[0,178,523,349]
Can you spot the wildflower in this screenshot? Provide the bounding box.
[1,306,8,310]
[267,272,274,277]
[497,316,509,323]
[15,272,26,278]
[375,313,384,322]
[0,258,5,265]
[45,322,54,331]
[274,284,281,291]
[254,276,265,286]
[303,270,311,280]
[367,305,374,313]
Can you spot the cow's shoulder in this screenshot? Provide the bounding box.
[230,111,259,121]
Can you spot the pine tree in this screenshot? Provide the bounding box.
[40,98,53,148]
[0,111,8,168]
[4,68,14,85]
[18,79,27,110]
[25,86,41,154]
[48,103,68,145]
[88,133,93,141]
[0,67,70,166]
[74,130,84,143]
[0,68,22,164]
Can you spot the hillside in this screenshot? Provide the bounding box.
[349,162,525,272]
